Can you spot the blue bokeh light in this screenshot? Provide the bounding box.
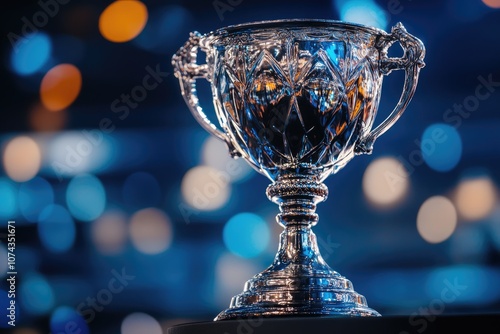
[10,32,52,76]
[223,213,270,258]
[38,204,76,253]
[122,172,161,209]
[20,273,55,315]
[426,265,500,305]
[18,176,54,223]
[0,178,18,220]
[66,174,106,222]
[334,0,388,30]
[50,306,89,334]
[421,123,462,172]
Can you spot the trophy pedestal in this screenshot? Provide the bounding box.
[167,314,499,334]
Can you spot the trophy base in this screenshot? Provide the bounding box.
[215,304,380,321]
[167,314,500,334]
[214,262,381,321]
[214,223,381,321]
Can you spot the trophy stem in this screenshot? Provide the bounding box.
[266,174,330,269]
[214,174,380,321]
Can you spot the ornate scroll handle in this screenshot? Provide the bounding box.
[171,32,239,157]
[355,22,426,155]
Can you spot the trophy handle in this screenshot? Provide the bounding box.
[355,22,426,155]
[172,32,240,157]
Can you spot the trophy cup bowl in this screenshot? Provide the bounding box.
[172,19,425,321]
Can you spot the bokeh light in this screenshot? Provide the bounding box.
[454,173,496,221]
[20,273,55,315]
[3,136,42,182]
[223,213,270,258]
[46,131,116,177]
[215,253,261,308]
[50,306,89,334]
[99,0,148,43]
[40,63,82,111]
[122,172,161,209]
[29,103,68,132]
[334,0,388,30]
[483,0,500,8]
[121,312,162,334]
[66,174,106,222]
[18,176,54,223]
[38,205,76,253]
[421,123,462,172]
[0,178,18,219]
[426,265,500,305]
[201,136,253,183]
[129,208,173,254]
[92,209,128,255]
[181,165,231,211]
[362,156,409,208]
[417,196,457,244]
[10,32,51,76]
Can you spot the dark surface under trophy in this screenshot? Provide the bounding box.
[171,18,426,331]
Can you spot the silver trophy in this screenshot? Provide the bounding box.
[172,19,425,320]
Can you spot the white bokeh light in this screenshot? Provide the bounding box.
[181,165,231,211]
[121,313,162,334]
[129,208,173,254]
[454,175,497,222]
[46,131,115,178]
[201,136,253,183]
[417,196,457,244]
[92,210,128,255]
[362,156,409,208]
[215,253,260,309]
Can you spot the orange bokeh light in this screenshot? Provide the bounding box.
[40,64,82,112]
[99,0,148,43]
[483,0,500,8]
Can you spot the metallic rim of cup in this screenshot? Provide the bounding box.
[200,18,388,47]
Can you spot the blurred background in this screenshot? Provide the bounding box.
[1,0,500,332]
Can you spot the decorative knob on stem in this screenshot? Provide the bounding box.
[266,174,328,227]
